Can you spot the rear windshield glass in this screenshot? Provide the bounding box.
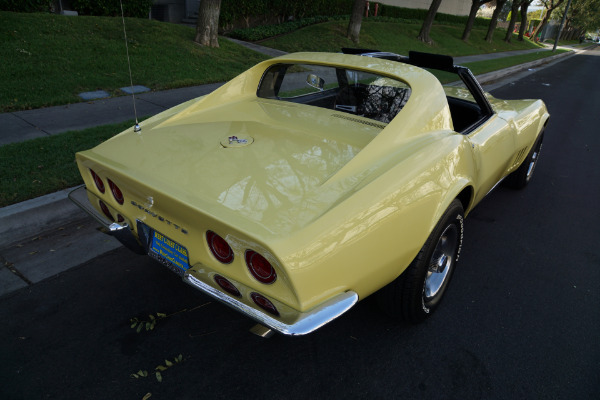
[257,63,411,124]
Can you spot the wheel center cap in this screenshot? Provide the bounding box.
[437,255,448,273]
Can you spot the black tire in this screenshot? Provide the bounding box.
[377,199,464,323]
[505,132,544,189]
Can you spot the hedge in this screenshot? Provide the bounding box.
[1,0,491,29]
[226,13,492,43]
[69,0,153,18]
[220,1,490,32]
[220,0,354,27]
[377,5,489,27]
[0,0,53,12]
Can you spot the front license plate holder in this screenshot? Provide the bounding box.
[147,228,190,277]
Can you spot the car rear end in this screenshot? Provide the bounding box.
[71,147,358,336]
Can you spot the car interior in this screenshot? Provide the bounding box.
[446,97,485,133]
[257,63,411,124]
[257,50,492,133]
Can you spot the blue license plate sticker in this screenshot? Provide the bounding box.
[150,230,190,274]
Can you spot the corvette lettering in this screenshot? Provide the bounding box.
[130,200,188,234]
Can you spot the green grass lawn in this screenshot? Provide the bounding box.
[465,49,569,75]
[0,11,268,112]
[0,120,139,207]
[0,12,569,207]
[543,38,581,46]
[259,19,544,55]
[2,12,552,113]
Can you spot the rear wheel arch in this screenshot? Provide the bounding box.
[455,185,474,215]
[377,199,465,323]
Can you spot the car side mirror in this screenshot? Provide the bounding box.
[306,74,325,91]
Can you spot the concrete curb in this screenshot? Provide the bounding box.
[475,49,575,85]
[0,186,87,248]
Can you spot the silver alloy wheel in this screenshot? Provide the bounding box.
[424,223,459,304]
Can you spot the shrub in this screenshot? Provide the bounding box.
[219,1,489,34]
[0,0,53,12]
[70,0,153,18]
[220,0,353,27]
[378,4,489,27]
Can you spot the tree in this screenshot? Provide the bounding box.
[554,0,600,39]
[498,0,514,20]
[504,0,523,42]
[484,0,508,42]
[530,0,565,41]
[462,0,494,42]
[347,0,366,44]
[518,0,533,41]
[195,0,222,48]
[418,0,444,44]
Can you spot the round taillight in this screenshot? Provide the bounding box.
[245,250,276,284]
[90,169,105,193]
[251,292,279,316]
[214,275,241,297]
[107,179,124,205]
[98,200,114,222]
[206,231,234,264]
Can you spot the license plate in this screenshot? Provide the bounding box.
[148,230,190,277]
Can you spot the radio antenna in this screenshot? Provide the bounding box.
[120,0,141,132]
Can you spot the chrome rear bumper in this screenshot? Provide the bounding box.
[184,273,358,336]
[69,185,359,336]
[68,185,146,254]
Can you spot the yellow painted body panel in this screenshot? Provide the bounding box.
[75,52,548,315]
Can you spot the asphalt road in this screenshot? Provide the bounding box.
[1,49,599,400]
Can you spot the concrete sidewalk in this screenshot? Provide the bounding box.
[0,83,225,146]
[0,40,592,298]
[0,38,287,147]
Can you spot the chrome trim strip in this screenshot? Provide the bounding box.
[484,175,507,199]
[334,104,357,113]
[68,185,146,254]
[182,273,358,336]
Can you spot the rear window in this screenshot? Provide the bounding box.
[258,63,411,124]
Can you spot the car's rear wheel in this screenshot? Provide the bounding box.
[378,199,464,323]
[505,132,544,189]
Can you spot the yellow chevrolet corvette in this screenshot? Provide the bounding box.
[70,50,549,335]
